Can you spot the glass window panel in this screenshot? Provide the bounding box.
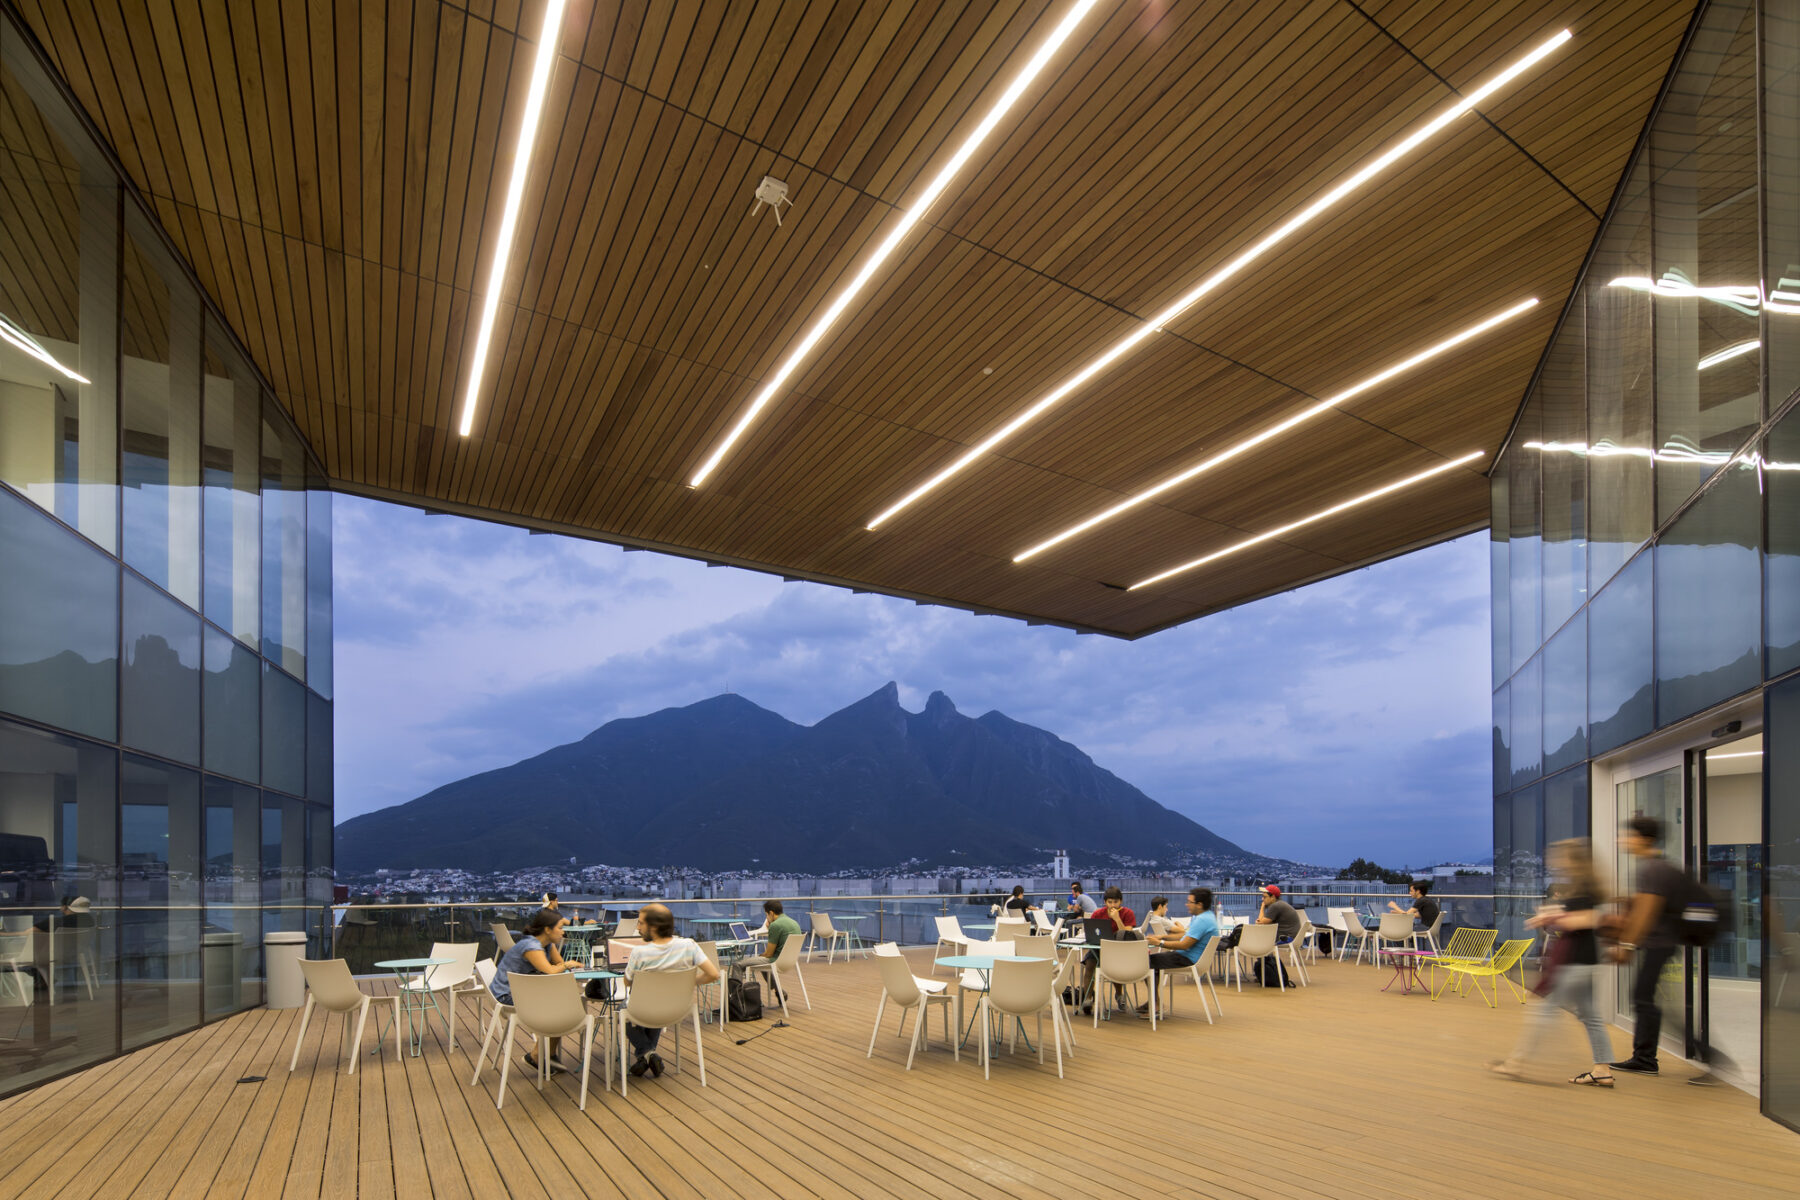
[1651,0,1760,523]
[1508,397,1542,672]
[0,717,118,1090]
[203,777,262,1014]
[0,41,119,552]
[1540,312,1588,633]
[1587,157,1656,593]
[120,209,200,607]
[1767,0,1800,409]
[0,487,117,740]
[1769,406,1800,677]
[1491,463,1510,684]
[305,805,332,956]
[119,755,198,1050]
[1492,682,1509,796]
[261,664,304,797]
[1493,789,1516,936]
[306,690,331,806]
[1542,612,1587,776]
[1543,767,1590,848]
[1510,654,1542,789]
[1589,551,1655,753]
[306,489,331,700]
[202,318,259,647]
[203,625,259,783]
[261,407,306,679]
[121,574,200,765]
[261,797,304,939]
[1656,459,1762,724]
[1765,675,1800,1130]
[1509,784,1544,940]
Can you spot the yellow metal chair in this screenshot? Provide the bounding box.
[1430,938,1534,1007]
[1426,927,1497,995]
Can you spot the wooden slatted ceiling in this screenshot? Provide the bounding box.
[9,0,1696,635]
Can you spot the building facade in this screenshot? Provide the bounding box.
[1491,0,1797,1129]
[0,16,332,1095]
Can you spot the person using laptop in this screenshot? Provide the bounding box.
[1143,887,1218,1014]
[1142,896,1174,938]
[1081,887,1137,1013]
[1067,881,1098,917]
[1002,885,1039,920]
[734,899,801,999]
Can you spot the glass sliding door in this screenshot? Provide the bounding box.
[1615,765,1687,1049]
[1700,734,1763,1086]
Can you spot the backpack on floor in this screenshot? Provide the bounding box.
[728,977,764,1022]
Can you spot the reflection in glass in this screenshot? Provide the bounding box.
[203,625,259,783]
[1493,790,1515,936]
[1539,313,1587,632]
[120,756,199,1050]
[1492,682,1509,795]
[0,488,117,740]
[1491,464,1509,683]
[1650,0,1759,523]
[1542,613,1587,776]
[1587,157,1656,593]
[0,717,118,1091]
[1656,460,1761,725]
[262,664,305,797]
[307,490,332,699]
[203,778,263,1014]
[1769,409,1800,677]
[0,45,119,552]
[120,211,201,607]
[262,799,304,938]
[1508,398,1542,671]
[262,411,306,679]
[1767,2,1800,409]
[121,574,200,765]
[1589,551,1654,753]
[1510,783,1544,939]
[307,690,332,806]
[1543,767,1589,848]
[1765,676,1800,1129]
[1510,654,1541,789]
[202,319,260,647]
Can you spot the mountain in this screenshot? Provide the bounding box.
[334,683,1255,874]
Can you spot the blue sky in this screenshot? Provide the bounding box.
[332,495,1493,867]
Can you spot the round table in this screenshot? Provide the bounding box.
[374,957,455,1056]
[962,923,996,932]
[1379,948,1432,994]
[936,954,1047,1050]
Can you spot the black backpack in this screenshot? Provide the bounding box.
[1674,871,1733,948]
[728,977,764,1022]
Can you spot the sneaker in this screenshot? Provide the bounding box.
[647,1053,666,1078]
[628,1056,651,1077]
[1610,1060,1659,1074]
[1688,1071,1720,1086]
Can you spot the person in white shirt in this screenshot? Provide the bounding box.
[1142,896,1175,938]
[623,903,720,1078]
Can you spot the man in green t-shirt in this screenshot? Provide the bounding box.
[739,899,800,966]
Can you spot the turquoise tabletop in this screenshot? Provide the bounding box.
[829,914,869,920]
[689,917,741,924]
[374,957,455,969]
[572,969,621,979]
[962,923,996,931]
[934,954,1039,969]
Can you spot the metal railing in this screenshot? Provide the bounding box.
[317,890,1532,974]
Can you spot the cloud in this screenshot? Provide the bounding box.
[332,494,1494,867]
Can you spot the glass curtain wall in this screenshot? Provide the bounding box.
[0,14,332,1098]
[1493,0,1800,1129]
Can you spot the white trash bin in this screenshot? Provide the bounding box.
[265,931,309,1009]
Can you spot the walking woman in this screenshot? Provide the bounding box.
[1488,839,1616,1087]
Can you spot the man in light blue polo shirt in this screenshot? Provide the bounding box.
[1143,886,1218,1014]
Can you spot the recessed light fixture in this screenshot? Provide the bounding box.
[0,314,87,383]
[1012,298,1537,562]
[864,30,1573,531]
[1697,339,1759,370]
[686,0,1103,488]
[456,0,569,438]
[1127,450,1485,590]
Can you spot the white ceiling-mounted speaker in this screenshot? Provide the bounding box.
[751,175,792,226]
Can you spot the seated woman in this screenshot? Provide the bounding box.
[623,904,720,1078]
[491,907,586,1073]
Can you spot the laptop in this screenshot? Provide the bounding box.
[729,921,752,943]
[1080,918,1111,946]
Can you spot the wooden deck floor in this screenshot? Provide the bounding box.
[1,951,1793,1200]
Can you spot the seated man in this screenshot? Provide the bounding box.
[623,903,720,1077]
[1254,885,1301,988]
[1387,880,1440,937]
[1081,887,1137,1012]
[1143,887,1218,1014]
[1141,896,1174,938]
[735,899,801,993]
[1067,881,1098,917]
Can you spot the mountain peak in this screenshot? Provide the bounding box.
[922,689,959,722]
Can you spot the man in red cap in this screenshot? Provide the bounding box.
[1254,885,1301,988]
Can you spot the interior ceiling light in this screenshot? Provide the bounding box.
[0,314,87,383]
[686,0,1102,488]
[1012,298,1537,562]
[1127,450,1484,591]
[864,29,1572,532]
[1696,339,1759,370]
[456,0,569,439]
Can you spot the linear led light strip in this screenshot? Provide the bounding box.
[0,314,87,383]
[1608,274,1800,316]
[865,30,1573,531]
[1013,298,1537,562]
[456,0,569,438]
[1128,450,1484,590]
[686,0,1102,487]
[1697,339,1758,370]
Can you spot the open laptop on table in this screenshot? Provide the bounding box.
[1079,918,1114,946]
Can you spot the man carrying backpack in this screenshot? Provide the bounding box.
[1609,815,1713,1082]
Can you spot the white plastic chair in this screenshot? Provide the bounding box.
[1413,910,1445,955]
[982,958,1062,1079]
[1337,910,1376,965]
[1284,922,1312,986]
[398,941,480,1049]
[1231,923,1281,992]
[1093,939,1156,1028]
[697,941,726,1026]
[869,944,954,1069]
[288,959,401,1075]
[496,973,596,1110]
[1028,909,1054,933]
[805,913,853,963]
[738,931,810,1016]
[617,969,705,1096]
[994,918,1031,943]
[1156,939,1223,1024]
[933,916,972,972]
[1376,911,1416,964]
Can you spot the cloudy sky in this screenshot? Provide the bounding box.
[332,495,1494,867]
